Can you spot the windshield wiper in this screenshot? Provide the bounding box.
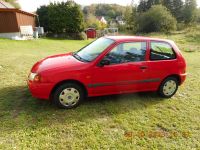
[72,52,90,62]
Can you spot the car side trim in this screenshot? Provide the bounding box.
[88,78,161,88]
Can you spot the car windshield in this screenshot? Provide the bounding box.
[73,37,115,62]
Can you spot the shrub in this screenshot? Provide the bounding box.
[46,32,87,40]
[177,23,187,31]
[137,5,177,33]
[76,32,87,40]
[37,1,85,39]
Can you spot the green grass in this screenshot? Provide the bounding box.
[0,30,200,149]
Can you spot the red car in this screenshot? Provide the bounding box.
[28,36,186,109]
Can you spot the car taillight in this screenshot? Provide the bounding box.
[29,73,41,82]
[34,74,41,82]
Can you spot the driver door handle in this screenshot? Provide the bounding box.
[140,66,148,70]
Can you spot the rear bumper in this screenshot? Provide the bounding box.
[27,80,54,100]
[180,73,187,85]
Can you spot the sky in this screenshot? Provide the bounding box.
[18,0,200,12]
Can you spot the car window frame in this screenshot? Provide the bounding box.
[98,40,148,66]
[149,40,177,61]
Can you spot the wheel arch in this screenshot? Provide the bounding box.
[162,74,181,85]
[50,79,88,100]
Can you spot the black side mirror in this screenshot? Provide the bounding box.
[99,59,110,67]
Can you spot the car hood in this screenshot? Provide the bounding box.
[31,53,86,73]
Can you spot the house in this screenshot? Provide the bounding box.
[96,16,107,24]
[116,16,125,25]
[0,0,37,39]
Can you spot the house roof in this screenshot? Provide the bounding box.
[0,8,37,16]
[0,0,14,8]
[96,16,103,20]
[0,0,37,16]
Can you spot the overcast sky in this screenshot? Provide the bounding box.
[18,0,200,12]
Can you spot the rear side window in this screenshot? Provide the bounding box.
[150,41,176,60]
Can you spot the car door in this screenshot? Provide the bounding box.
[146,40,178,90]
[89,41,150,96]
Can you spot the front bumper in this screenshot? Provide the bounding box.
[27,80,54,100]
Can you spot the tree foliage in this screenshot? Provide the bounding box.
[137,5,177,33]
[137,0,197,24]
[163,0,184,22]
[196,8,200,23]
[183,0,197,23]
[3,0,20,8]
[85,13,101,29]
[36,1,84,34]
[137,0,162,12]
[83,4,126,22]
[124,5,137,31]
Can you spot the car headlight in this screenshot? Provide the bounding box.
[29,73,41,82]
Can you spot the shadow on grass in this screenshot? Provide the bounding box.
[0,85,163,112]
[0,85,164,131]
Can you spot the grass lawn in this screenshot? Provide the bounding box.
[0,29,200,149]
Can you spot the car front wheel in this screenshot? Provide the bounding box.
[158,77,178,98]
[53,83,85,109]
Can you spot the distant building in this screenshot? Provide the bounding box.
[0,0,37,39]
[116,16,125,25]
[96,16,107,24]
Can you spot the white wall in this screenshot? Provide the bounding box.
[0,32,21,39]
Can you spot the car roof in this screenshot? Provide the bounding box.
[106,36,174,43]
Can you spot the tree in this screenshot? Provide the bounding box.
[66,3,84,33]
[3,0,20,8]
[137,5,177,33]
[183,0,197,24]
[124,6,133,27]
[37,1,84,34]
[124,5,137,31]
[173,0,184,22]
[163,0,184,22]
[196,8,200,23]
[146,0,162,9]
[36,5,49,32]
[137,0,147,12]
[138,0,162,12]
[83,4,126,22]
[85,14,99,29]
[83,5,96,15]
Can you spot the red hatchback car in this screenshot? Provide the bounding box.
[28,36,186,109]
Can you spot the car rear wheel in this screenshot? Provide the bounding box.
[158,77,178,98]
[53,83,85,109]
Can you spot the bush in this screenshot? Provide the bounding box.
[76,32,87,40]
[177,23,187,31]
[46,32,87,40]
[37,1,85,39]
[137,5,177,33]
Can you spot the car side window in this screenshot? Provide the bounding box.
[150,41,176,60]
[103,42,147,64]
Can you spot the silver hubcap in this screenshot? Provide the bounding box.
[163,80,177,96]
[59,88,80,107]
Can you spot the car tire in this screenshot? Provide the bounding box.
[53,82,85,109]
[158,77,178,98]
